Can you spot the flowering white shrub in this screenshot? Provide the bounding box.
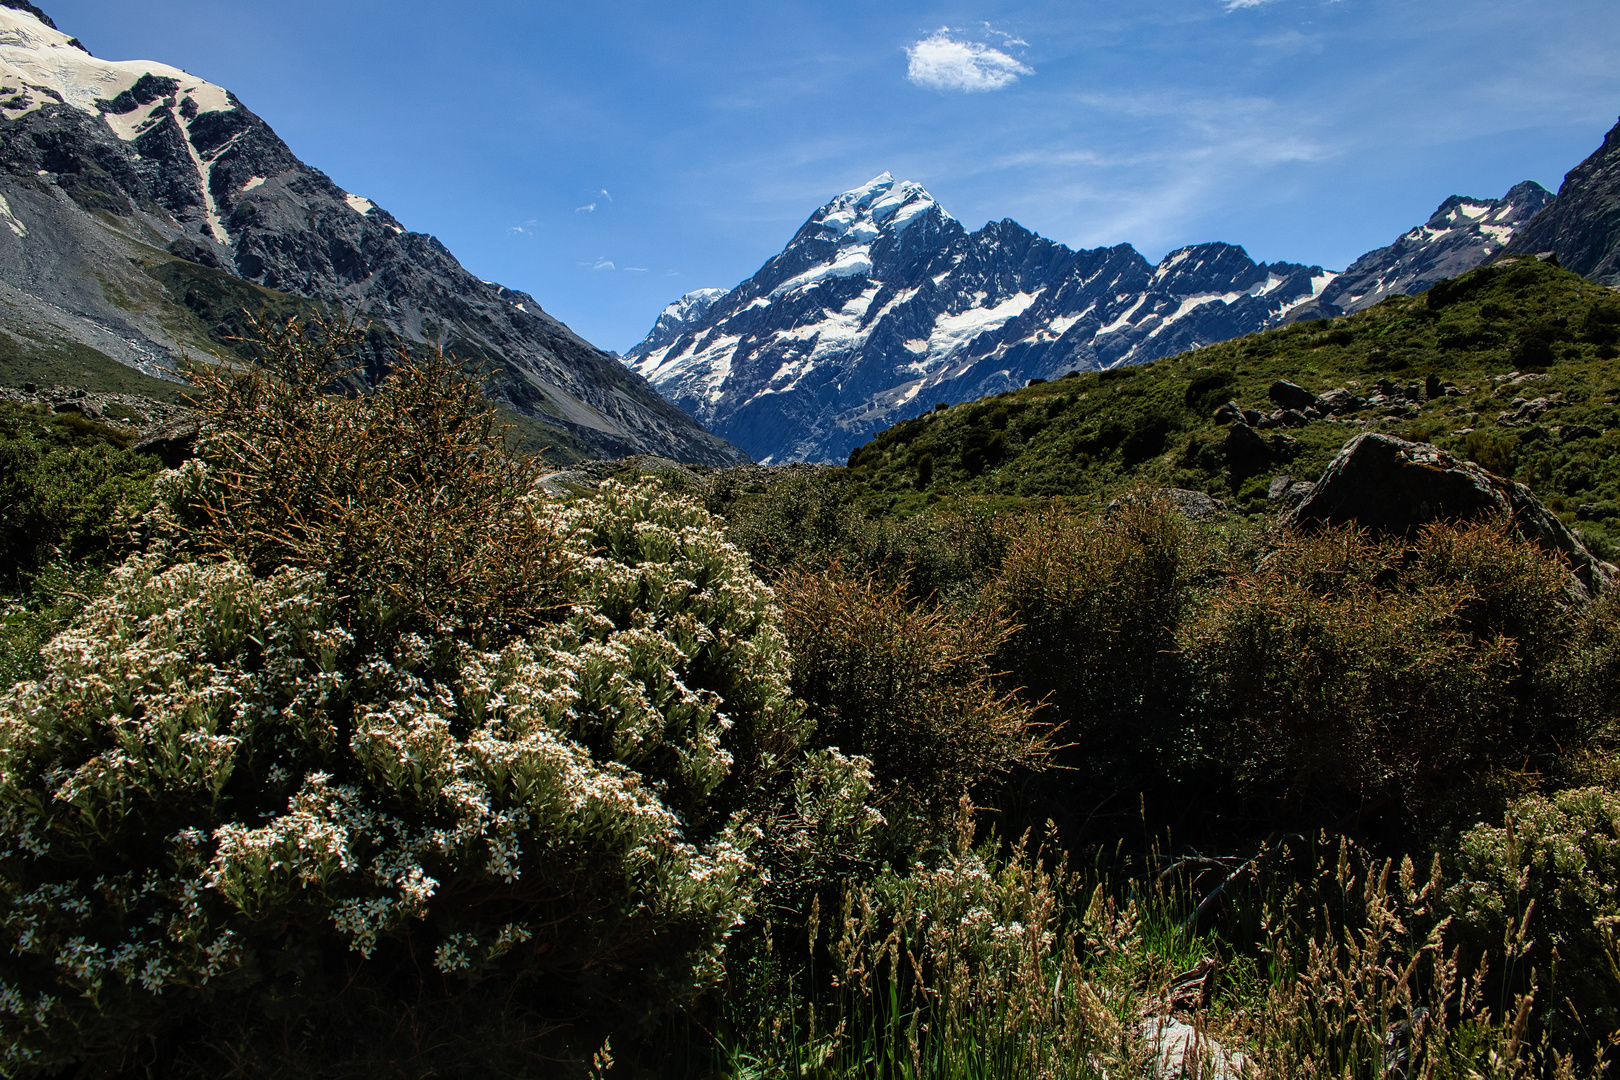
[0,479,811,1071]
[1445,785,1620,1055]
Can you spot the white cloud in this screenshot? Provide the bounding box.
[1222,0,1280,9]
[905,30,1032,93]
[599,188,613,201]
[592,257,615,271]
[625,267,648,273]
[507,219,539,236]
[575,202,597,213]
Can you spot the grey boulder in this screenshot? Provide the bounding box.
[1268,379,1317,412]
[1282,433,1614,598]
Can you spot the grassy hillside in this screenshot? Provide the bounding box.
[840,257,1620,554]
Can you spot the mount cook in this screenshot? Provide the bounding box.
[0,1,745,464]
[627,174,1552,465]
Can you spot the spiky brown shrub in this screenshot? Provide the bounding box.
[981,492,1220,806]
[778,565,1044,847]
[1184,519,1584,820]
[180,316,568,648]
[1553,591,1620,767]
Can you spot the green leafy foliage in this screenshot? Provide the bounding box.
[0,402,159,587]
[1448,786,1620,1058]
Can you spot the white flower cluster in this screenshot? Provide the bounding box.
[0,480,810,1066]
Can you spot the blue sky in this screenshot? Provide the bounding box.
[47,0,1620,353]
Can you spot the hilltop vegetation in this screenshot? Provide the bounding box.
[840,258,1620,554]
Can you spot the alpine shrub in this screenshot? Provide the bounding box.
[0,323,818,1075]
[1447,786,1620,1058]
[1185,520,1581,821]
[778,565,1042,849]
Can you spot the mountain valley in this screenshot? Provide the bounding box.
[0,1,745,464]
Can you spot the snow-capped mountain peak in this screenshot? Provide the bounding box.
[0,6,231,122]
[625,171,1550,465]
[1308,180,1552,315]
[625,177,1333,464]
[813,173,947,238]
[635,287,731,358]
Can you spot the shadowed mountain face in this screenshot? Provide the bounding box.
[625,171,1550,466]
[1506,116,1620,286]
[0,4,746,464]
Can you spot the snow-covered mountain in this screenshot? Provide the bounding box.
[625,174,1335,464]
[627,173,1553,464]
[0,2,745,464]
[1299,181,1553,316]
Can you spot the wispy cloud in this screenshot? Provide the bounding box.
[625,267,648,273]
[980,23,1028,48]
[575,202,597,213]
[905,29,1032,93]
[507,219,539,236]
[576,256,616,271]
[1254,29,1323,53]
[1222,0,1281,9]
[576,188,613,213]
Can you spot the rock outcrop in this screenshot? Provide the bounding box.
[1282,433,1615,598]
[1504,116,1620,286]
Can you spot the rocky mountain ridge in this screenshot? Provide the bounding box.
[0,3,745,464]
[1303,181,1552,317]
[628,173,1548,464]
[1505,115,1620,285]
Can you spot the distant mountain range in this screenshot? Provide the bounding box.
[0,1,746,464]
[625,174,1555,464]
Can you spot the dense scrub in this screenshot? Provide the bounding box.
[4,305,1620,1076]
[0,402,158,588]
[0,328,850,1075]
